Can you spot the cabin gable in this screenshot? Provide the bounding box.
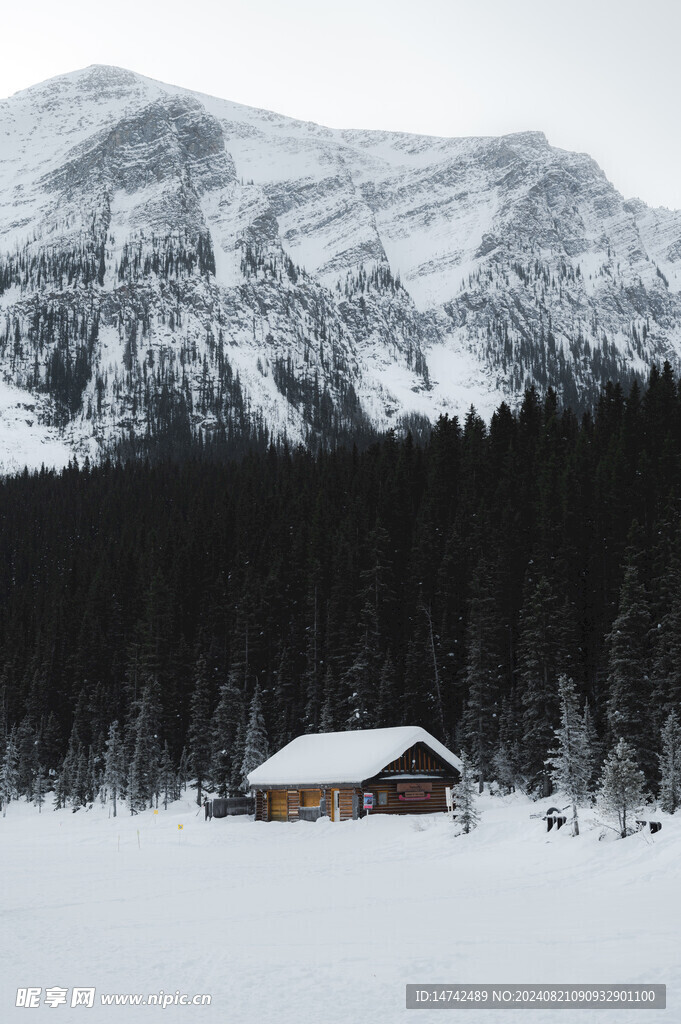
[375,741,457,779]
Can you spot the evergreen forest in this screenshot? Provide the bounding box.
[2,364,681,813]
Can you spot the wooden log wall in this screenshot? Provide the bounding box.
[253,778,456,821]
[255,790,265,821]
[361,777,453,815]
[287,790,300,821]
[323,787,360,821]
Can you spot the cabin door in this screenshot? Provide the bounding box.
[269,790,288,822]
[332,789,340,821]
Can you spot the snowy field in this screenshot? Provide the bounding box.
[1,793,678,1024]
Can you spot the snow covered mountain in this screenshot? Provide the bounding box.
[1,64,681,470]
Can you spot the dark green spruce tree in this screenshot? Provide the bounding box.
[461,560,502,786]
[187,650,213,805]
[659,711,681,814]
[210,670,245,797]
[515,573,562,793]
[605,558,653,779]
[127,678,162,813]
[102,720,125,817]
[650,552,681,734]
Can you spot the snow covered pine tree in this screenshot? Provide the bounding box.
[453,752,480,834]
[598,738,646,838]
[546,675,593,836]
[240,684,269,792]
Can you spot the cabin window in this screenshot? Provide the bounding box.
[378,791,388,807]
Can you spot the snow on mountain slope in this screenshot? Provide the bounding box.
[0,379,76,474]
[0,65,680,471]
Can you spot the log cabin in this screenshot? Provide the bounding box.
[247,726,462,822]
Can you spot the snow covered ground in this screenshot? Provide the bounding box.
[0,792,678,1023]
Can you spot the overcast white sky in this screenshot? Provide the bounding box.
[3,0,680,209]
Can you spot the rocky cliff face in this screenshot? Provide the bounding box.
[0,65,680,469]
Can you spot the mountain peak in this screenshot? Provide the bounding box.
[502,130,549,148]
[0,68,679,472]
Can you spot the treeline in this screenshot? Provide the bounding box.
[1,364,681,813]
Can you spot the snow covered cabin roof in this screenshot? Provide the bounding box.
[247,726,462,788]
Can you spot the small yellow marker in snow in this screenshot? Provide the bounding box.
[178,823,183,830]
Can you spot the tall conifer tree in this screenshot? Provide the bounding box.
[599,738,646,838]
[240,685,269,791]
[0,727,19,816]
[102,720,125,817]
[210,671,245,797]
[127,678,162,813]
[462,561,502,785]
[658,711,681,814]
[453,752,480,834]
[650,554,681,732]
[516,574,562,791]
[605,560,653,777]
[546,675,593,835]
[188,650,213,805]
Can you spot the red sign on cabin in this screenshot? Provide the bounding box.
[363,792,374,810]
